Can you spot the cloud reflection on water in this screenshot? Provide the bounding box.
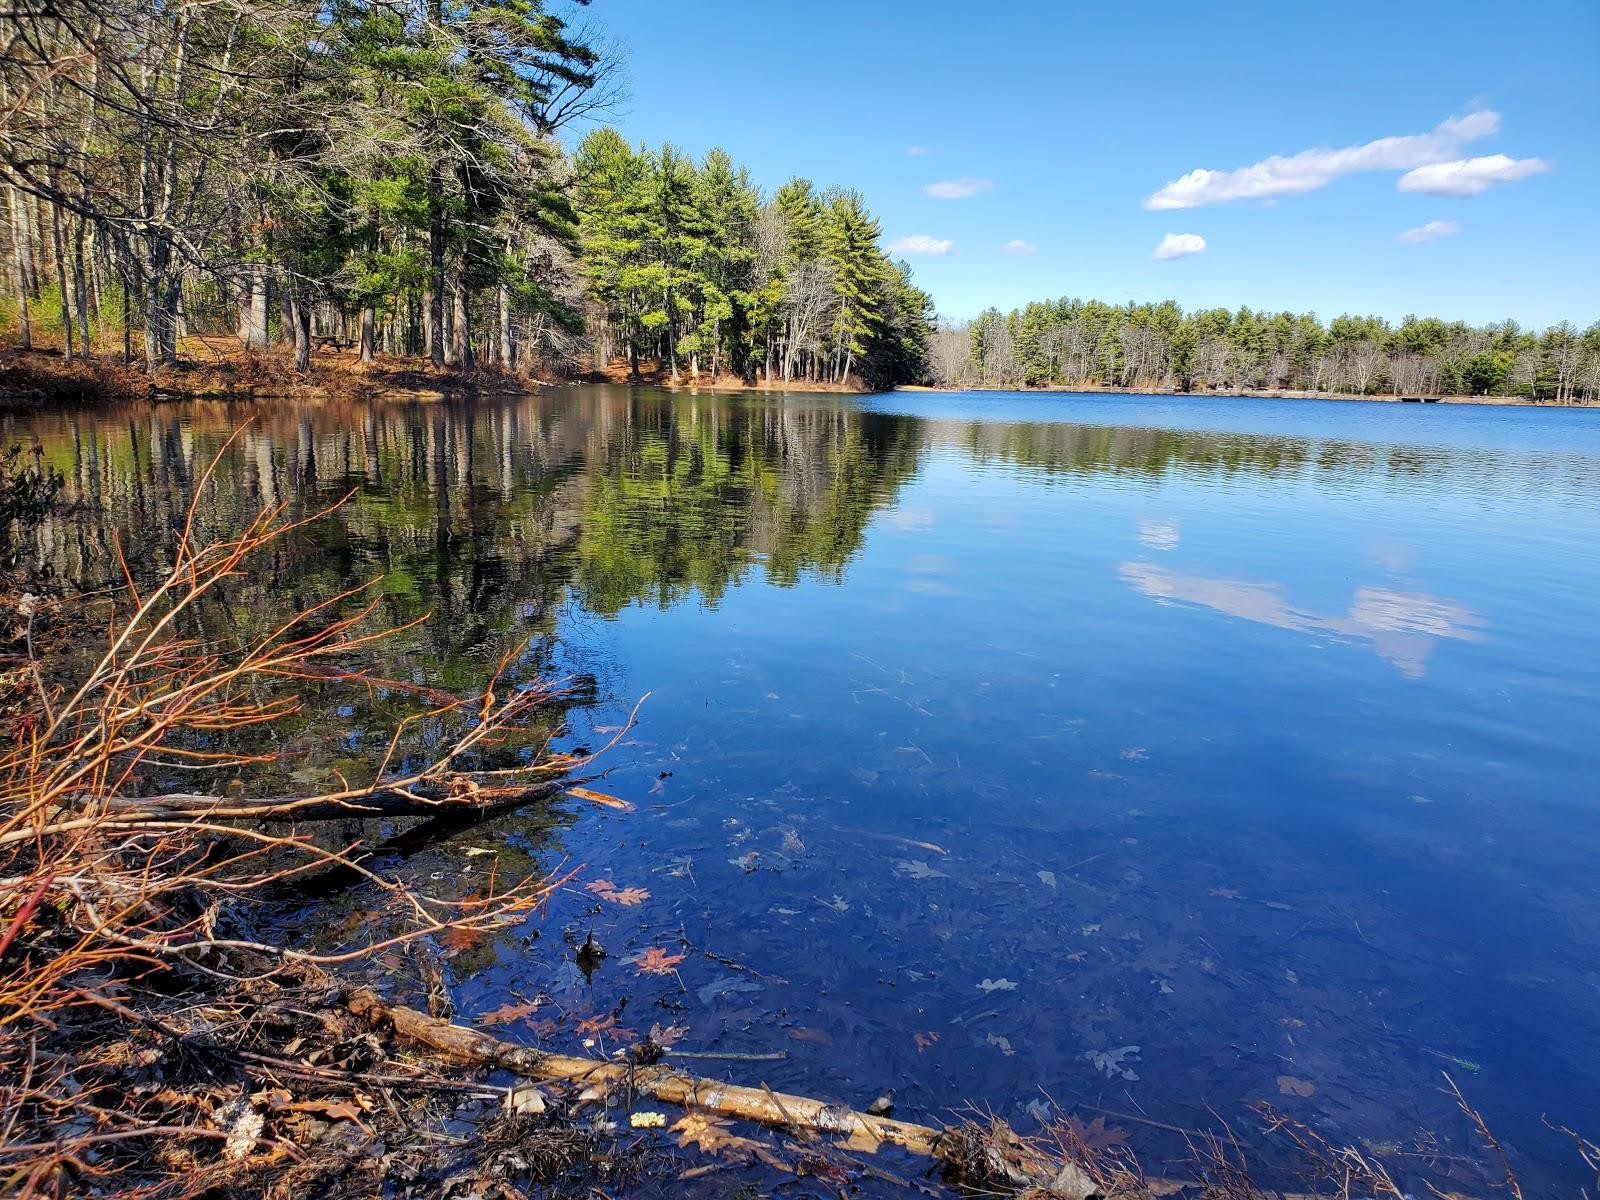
[1120,561,1481,677]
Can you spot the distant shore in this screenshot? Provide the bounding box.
[894,382,1590,408]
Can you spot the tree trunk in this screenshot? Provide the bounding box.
[291,294,311,372]
[427,168,446,368]
[49,198,73,361]
[238,264,269,350]
[448,270,470,369]
[665,289,679,382]
[142,244,180,371]
[358,304,375,364]
[8,189,31,350]
[278,282,295,347]
[496,281,511,367]
[72,216,91,357]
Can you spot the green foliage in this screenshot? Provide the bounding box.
[573,143,932,386]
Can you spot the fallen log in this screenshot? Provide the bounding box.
[345,985,948,1159]
[100,776,590,824]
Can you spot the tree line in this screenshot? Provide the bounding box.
[0,0,934,388]
[572,132,932,390]
[933,300,1600,402]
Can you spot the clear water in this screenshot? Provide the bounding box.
[13,386,1600,1190]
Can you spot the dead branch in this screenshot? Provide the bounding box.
[96,775,585,823]
[346,985,948,1160]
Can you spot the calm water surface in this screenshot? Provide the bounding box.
[13,387,1600,1191]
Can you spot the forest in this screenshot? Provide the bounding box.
[2,0,1595,407]
[932,300,1600,402]
[0,0,933,388]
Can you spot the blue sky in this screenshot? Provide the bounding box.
[578,0,1597,329]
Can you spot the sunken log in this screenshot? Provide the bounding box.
[346,985,948,1159]
[101,777,584,824]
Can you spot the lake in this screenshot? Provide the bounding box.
[12,386,1600,1192]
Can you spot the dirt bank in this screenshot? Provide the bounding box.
[0,342,549,409]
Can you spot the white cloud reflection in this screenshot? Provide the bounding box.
[1120,562,1481,677]
[1137,517,1181,550]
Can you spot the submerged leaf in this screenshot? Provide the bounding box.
[587,879,651,906]
[437,926,486,957]
[1064,1114,1130,1153]
[1087,1045,1141,1080]
[648,1023,688,1048]
[630,947,687,975]
[478,999,542,1026]
[672,1112,768,1157]
[985,1033,1015,1056]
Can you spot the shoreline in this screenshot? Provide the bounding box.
[6,346,1591,412]
[894,382,1590,409]
[0,344,878,408]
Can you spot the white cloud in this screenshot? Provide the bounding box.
[906,145,929,157]
[999,239,1038,256]
[1396,154,1549,196]
[924,177,993,200]
[1145,111,1502,209]
[1396,219,1461,245]
[888,234,953,255]
[1152,232,1206,260]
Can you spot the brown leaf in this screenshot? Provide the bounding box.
[672,1112,767,1158]
[1277,1075,1316,1097]
[1065,1114,1130,1153]
[1145,1178,1197,1196]
[913,1030,940,1052]
[789,1027,834,1046]
[796,1155,852,1183]
[567,786,634,811]
[630,947,687,975]
[648,1023,688,1048]
[478,999,542,1026]
[266,1094,373,1131]
[586,879,650,905]
[437,926,485,957]
[575,1013,636,1042]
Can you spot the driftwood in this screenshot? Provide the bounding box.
[346,986,950,1160]
[100,777,592,824]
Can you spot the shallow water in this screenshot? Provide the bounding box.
[13,386,1600,1190]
